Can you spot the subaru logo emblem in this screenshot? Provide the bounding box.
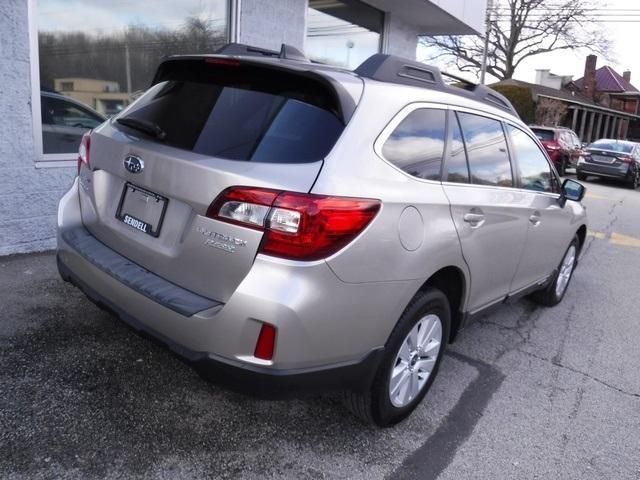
[124,155,144,174]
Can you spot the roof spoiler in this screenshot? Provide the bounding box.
[214,42,308,62]
[354,54,519,117]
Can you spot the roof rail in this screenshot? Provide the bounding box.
[354,54,519,118]
[214,42,308,62]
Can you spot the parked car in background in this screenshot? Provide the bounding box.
[577,139,640,189]
[530,126,583,176]
[41,90,105,154]
[56,44,588,426]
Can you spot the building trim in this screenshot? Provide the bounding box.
[538,94,640,120]
[28,0,77,166]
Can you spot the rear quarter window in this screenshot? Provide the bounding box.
[531,128,555,142]
[381,108,446,181]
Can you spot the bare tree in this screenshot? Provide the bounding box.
[535,97,568,125]
[421,0,610,80]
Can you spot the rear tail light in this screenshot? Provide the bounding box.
[254,323,277,360]
[207,186,381,261]
[77,131,91,174]
[545,141,560,151]
[620,155,634,164]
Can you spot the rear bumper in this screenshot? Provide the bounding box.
[577,162,631,180]
[58,254,382,398]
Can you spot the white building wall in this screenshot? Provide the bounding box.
[239,0,308,51]
[383,13,421,59]
[431,0,485,36]
[0,0,75,255]
[0,0,485,256]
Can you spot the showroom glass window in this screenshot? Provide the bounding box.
[306,0,383,69]
[37,0,229,155]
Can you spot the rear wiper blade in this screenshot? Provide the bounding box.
[116,117,167,141]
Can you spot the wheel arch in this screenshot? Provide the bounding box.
[416,266,467,343]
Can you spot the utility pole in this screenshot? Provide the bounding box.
[125,44,132,99]
[480,0,494,85]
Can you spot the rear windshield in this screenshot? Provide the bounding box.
[589,140,634,153]
[531,128,555,142]
[114,60,345,163]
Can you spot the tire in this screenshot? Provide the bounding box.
[559,157,567,176]
[531,236,579,307]
[627,168,639,190]
[343,288,451,427]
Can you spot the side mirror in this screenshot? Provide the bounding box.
[560,178,586,205]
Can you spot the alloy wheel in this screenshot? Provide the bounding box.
[555,245,576,298]
[388,314,442,408]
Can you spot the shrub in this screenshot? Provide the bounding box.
[490,84,536,123]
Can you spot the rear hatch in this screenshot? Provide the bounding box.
[79,56,362,303]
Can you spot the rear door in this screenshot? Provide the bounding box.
[505,124,572,292]
[80,59,359,302]
[442,110,529,312]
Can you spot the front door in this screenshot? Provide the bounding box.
[442,111,529,312]
[506,125,574,291]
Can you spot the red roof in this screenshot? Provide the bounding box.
[574,66,638,93]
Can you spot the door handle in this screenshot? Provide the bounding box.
[463,212,485,227]
[529,211,541,226]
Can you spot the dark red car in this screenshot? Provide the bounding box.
[530,126,583,176]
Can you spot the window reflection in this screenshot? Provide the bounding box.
[446,114,470,183]
[458,113,513,187]
[38,0,228,154]
[382,109,446,181]
[306,0,382,69]
[508,126,558,193]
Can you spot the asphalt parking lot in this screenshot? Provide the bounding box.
[2,173,640,480]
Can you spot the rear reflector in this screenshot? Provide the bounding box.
[254,323,277,360]
[207,187,381,261]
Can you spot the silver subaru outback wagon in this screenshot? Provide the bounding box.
[57,43,587,426]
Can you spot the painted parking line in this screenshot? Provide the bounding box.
[585,192,612,200]
[610,232,640,248]
[588,230,640,248]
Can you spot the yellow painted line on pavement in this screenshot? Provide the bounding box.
[584,192,611,200]
[588,230,606,239]
[609,232,640,248]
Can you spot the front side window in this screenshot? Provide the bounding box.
[507,125,559,193]
[37,0,229,157]
[381,108,446,181]
[457,113,513,187]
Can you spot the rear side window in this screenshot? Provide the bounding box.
[115,61,345,163]
[507,125,560,193]
[458,112,513,187]
[589,140,634,153]
[531,128,555,142]
[381,108,446,181]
